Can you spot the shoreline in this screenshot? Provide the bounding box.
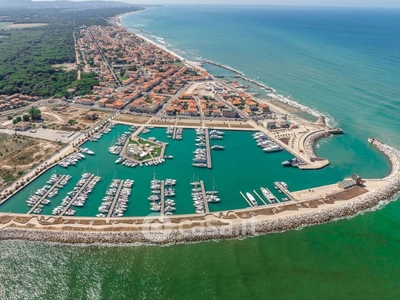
[0,14,398,245]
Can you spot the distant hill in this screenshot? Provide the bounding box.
[0,0,135,9]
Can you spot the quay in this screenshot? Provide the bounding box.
[274,182,296,202]
[60,174,95,216]
[27,175,66,214]
[239,191,253,207]
[160,181,165,217]
[200,180,210,213]
[107,180,124,218]
[205,129,212,169]
[253,189,268,206]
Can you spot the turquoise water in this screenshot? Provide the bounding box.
[1,6,400,298]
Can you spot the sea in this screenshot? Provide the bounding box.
[1,5,400,299]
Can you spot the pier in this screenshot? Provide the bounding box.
[160,181,165,217]
[60,174,94,216]
[205,129,212,169]
[274,182,296,202]
[239,191,253,207]
[172,127,178,139]
[253,189,268,206]
[107,181,124,218]
[27,175,66,214]
[200,180,210,213]
[132,126,145,138]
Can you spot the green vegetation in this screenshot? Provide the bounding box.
[13,116,21,124]
[72,72,99,96]
[28,106,41,120]
[0,6,141,98]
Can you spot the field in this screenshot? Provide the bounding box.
[0,133,62,187]
[3,23,48,29]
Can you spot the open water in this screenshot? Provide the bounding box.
[1,6,400,299]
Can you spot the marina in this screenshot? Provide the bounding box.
[0,124,391,220]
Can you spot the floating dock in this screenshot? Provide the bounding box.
[60,174,94,216]
[172,127,178,140]
[205,129,212,169]
[107,181,124,218]
[160,181,165,217]
[27,175,66,214]
[200,180,210,213]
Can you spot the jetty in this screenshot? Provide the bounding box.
[253,189,268,206]
[107,180,124,217]
[274,182,295,202]
[200,180,210,213]
[203,59,244,76]
[160,181,165,217]
[60,174,94,216]
[205,129,212,169]
[27,175,66,214]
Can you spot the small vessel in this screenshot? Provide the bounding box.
[209,135,223,140]
[81,148,94,155]
[246,192,258,207]
[192,163,207,168]
[164,155,174,159]
[263,144,283,152]
[211,145,224,150]
[115,156,125,164]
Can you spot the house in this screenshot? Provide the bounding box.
[14,121,31,131]
[86,111,98,120]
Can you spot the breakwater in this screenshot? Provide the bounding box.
[237,76,275,92]
[203,60,244,76]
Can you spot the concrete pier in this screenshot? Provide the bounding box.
[60,174,94,216]
[205,129,212,169]
[27,175,66,214]
[160,181,165,217]
[200,180,210,213]
[107,181,124,218]
[274,182,296,202]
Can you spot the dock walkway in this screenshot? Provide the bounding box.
[27,175,66,214]
[107,181,124,217]
[60,174,94,216]
[200,180,210,213]
[274,182,296,202]
[160,181,165,216]
[205,129,212,169]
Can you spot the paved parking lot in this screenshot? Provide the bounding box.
[0,128,81,143]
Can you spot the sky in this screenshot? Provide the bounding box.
[31,0,400,8]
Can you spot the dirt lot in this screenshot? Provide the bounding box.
[40,106,111,131]
[0,133,61,187]
[113,114,152,124]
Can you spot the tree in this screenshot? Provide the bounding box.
[29,106,41,120]
[13,116,22,124]
[67,119,77,125]
[22,114,30,122]
[128,64,137,72]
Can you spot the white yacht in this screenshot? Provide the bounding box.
[246,192,258,207]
